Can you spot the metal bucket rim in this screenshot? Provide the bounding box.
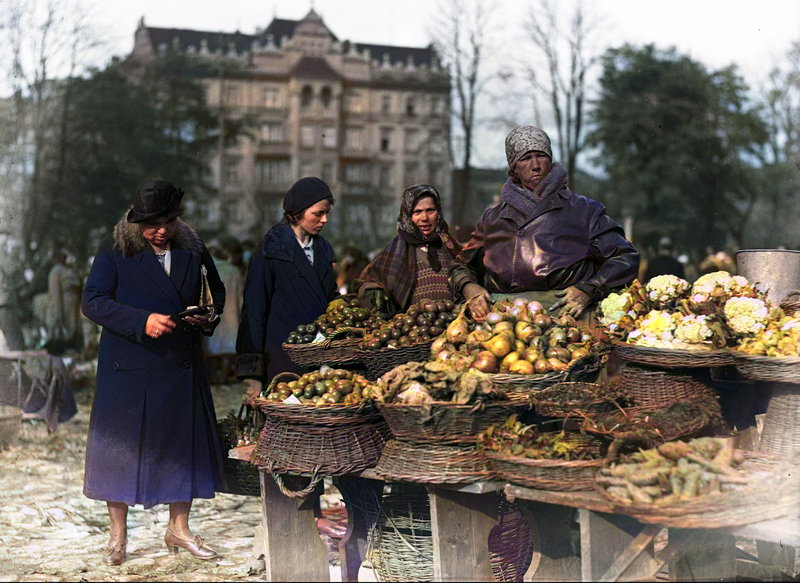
[736,249,800,255]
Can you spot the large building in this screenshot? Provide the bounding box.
[129,9,452,250]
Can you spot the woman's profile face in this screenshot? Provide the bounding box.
[139,217,178,248]
[514,150,552,191]
[411,196,439,237]
[296,199,332,236]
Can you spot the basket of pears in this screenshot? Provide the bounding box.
[358,298,458,380]
[251,367,392,496]
[282,295,388,367]
[431,297,606,394]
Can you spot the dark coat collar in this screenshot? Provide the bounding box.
[262,222,335,265]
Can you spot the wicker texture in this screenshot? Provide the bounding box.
[282,337,363,368]
[612,341,734,368]
[596,454,799,528]
[614,364,717,409]
[531,382,621,418]
[369,492,433,582]
[375,439,495,484]
[487,452,603,491]
[255,399,382,427]
[488,498,534,583]
[358,342,434,381]
[489,351,606,387]
[378,401,516,445]
[733,353,800,383]
[252,416,391,476]
[758,383,800,459]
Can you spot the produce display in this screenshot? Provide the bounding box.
[737,315,800,357]
[597,437,750,504]
[431,297,598,375]
[261,367,379,405]
[599,271,782,350]
[359,298,457,349]
[478,415,604,460]
[377,360,506,405]
[284,295,387,344]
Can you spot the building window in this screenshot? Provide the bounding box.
[429,132,446,156]
[404,162,420,186]
[320,86,333,109]
[223,157,240,184]
[381,94,391,114]
[346,91,363,113]
[378,164,392,189]
[380,127,394,153]
[300,125,316,148]
[321,127,337,148]
[260,122,285,143]
[224,84,240,106]
[343,162,372,184]
[301,85,313,108]
[257,159,290,187]
[405,128,420,153]
[263,86,280,108]
[345,126,365,150]
[321,161,334,183]
[406,96,416,116]
[432,95,445,115]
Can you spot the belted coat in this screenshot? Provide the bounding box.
[235,222,337,383]
[81,217,226,508]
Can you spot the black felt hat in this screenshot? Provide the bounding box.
[127,179,184,223]
[283,177,334,214]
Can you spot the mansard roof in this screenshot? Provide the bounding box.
[289,56,341,80]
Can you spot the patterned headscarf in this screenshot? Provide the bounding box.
[505,126,552,171]
[360,184,460,311]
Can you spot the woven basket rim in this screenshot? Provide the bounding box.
[487,352,605,385]
[483,450,604,467]
[282,337,364,351]
[611,339,734,358]
[357,338,435,354]
[377,399,516,410]
[732,352,800,364]
[253,398,381,425]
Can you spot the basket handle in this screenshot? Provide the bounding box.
[271,468,323,499]
[264,371,301,396]
[321,326,366,347]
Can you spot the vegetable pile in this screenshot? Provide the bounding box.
[285,295,386,344]
[359,298,457,350]
[261,367,378,405]
[597,437,750,504]
[478,414,604,460]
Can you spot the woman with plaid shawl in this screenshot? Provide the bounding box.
[358,184,461,315]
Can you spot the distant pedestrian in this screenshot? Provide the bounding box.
[44,250,82,354]
[643,236,685,282]
[81,179,226,566]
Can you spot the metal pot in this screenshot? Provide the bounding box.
[735,249,800,304]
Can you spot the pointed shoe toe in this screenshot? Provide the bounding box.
[164,528,217,560]
[104,539,127,566]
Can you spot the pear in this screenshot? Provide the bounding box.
[515,321,537,342]
[430,336,448,357]
[500,351,521,371]
[482,331,513,358]
[445,311,470,344]
[515,339,526,354]
[493,321,514,334]
[465,329,492,351]
[508,359,535,375]
[523,346,541,363]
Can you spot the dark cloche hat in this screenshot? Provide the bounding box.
[283,177,334,214]
[127,179,185,223]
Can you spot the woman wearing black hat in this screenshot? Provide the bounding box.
[236,176,337,401]
[81,179,226,565]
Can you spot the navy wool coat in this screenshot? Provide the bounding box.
[81,217,226,508]
[236,222,337,383]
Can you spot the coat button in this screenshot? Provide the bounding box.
[113,363,120,371]
[517,229,525,236]
[182,361,191,369]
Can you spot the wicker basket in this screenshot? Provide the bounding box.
[369,492,434,582]
[758,383,800,458]
[596,453,799,529]
[377,400,517,445]
[374,439,495,484]
[531,382,623,419]
[282,337,364,368]
[488,351,607,391]
[358,341,434,381]
[488,498,534,583]
[732,353,800,383]
[0,405,22,450]
[252,416,391,477]
[611,341,734,369]
[614,364,717,409]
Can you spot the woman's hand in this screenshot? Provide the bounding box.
[463,283,491,321]
[549,286,591,319]
[181,305,218,328]
[146,313,177,339]
[243,379,262,403]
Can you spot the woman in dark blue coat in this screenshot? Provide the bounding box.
[236,177,337,399]
[81,180,226,565]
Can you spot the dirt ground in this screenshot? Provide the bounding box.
[0,380,366,582]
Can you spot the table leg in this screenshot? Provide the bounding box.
[259,472,330,582]
[579,509,660,582]
[334,474,385,582]
[428,486,499,582]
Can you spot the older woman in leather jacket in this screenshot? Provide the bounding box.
[450,125,638,321]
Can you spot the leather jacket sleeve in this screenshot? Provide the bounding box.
[573,213,639,300]
[448,218,488,298]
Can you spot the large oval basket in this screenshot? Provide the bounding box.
[357,341,434,381]
[611,341,734,369]
[486,451,604,491]
[732,353,800,383]
[374,439,495,484]
[282,337,363,368]
[377,400,518,445]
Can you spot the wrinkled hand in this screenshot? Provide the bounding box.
[146,313,177,339]
[463,283,491,321]
[181,305,218,328]
[243,379,262,404]
[549,286,591,319]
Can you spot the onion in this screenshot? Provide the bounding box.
[527,301,544,315]
[485,311,505,325]
[512,297,528,307]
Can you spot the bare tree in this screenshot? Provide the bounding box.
[430,0,498,227]
[520,0,602,184]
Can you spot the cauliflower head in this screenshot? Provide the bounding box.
[599,292,634,326]
[724,297,770,336]
[674,314,714,346]
[646,274,690,306]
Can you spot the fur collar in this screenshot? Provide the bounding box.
[112,211,204,257]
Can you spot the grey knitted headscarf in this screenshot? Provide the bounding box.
[505,126,553,170]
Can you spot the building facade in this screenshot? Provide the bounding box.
[129,9,452,251]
